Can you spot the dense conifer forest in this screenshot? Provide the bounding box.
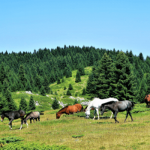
[0,45,150,111]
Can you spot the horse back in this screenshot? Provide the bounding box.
[30,112,40,118]
[74,104,83,112]
[67,105,78,114]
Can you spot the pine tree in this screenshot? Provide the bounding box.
[40,86,46,96]
[82,88,86,95]
[114,51,137,101]
[139,52,144,61]
[75,70,81,82]
[65,65,72,78]
[25,79,32,91]
[146,73,150,94]
[18,65,27,90]
[74,99,78,104]
[78,65,85,76]
[5,89,17,111]
[0,97,8,113]
[43,75,50,93]
[137,77,147,103]
[57,79,61,84]
[0,63,7,84]
[19,97,27,112]
[52,98,59,109]
[86,73,96,94]
[34,75,42,90]
[69,84,73,90]
[2,79,9,97]
[66,89,71,95]
[28,96,36,111]
[86,53,116,98]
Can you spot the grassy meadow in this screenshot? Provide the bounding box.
[1,66,150,149]
[1,104,150,150]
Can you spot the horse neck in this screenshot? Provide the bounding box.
[86,105,93,112]
[25,114,31,121]
[57,107,68,115]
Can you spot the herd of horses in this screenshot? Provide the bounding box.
[1,95,150,130]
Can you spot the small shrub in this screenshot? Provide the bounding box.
[68,84,73,90]
[74,99,78,104]
[52,98,59,109]
[66,90,71,96]
[72,134,84,138]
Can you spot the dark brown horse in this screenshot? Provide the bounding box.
[1,110,28,130]
[24,111,43,124]
[145,94,150,107]
[56,104,83,119]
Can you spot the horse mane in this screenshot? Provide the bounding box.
[101,101,117,107]
[57,105,69,113]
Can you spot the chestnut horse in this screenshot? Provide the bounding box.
[56,104,83,119]
[145,94,150,107]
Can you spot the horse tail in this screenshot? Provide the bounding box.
[40,112,44,115]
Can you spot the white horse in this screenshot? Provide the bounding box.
[85,97,119,120]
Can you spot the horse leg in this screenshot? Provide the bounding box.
[128,111,133,121]
[20,119,24,130]
[93,109,96,120]
[96,108,99,120]
[8,119,13,129]
[38,117,40,121]
[110,112,113,119]
[114,111,119,123]
[124,111,129,122]
[30,119,32,123]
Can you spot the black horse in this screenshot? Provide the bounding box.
[1,110,28,130]
[101,100,135,123]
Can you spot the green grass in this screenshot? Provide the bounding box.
[1,104,150,150]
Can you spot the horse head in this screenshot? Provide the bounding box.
[1,114,4,122]
[56,113,60,119]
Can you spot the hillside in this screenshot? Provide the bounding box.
[10,66,93,111]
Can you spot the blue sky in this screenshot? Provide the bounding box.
[0,0,150,58]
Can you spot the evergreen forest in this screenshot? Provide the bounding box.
[0,45,150,111]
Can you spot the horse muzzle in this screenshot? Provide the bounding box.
[1,119,3,122]
[85,115,89,119]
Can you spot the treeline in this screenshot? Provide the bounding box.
[0,45,150,103]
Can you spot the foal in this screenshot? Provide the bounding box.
[101,100,135,123]
[24,111,41,124]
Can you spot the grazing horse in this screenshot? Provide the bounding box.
[101,100,135,123]
[1,110,28,130]
[56,104,83,119]
[145,94,150,107]
[85,97,119,120]
[24,111,43,124]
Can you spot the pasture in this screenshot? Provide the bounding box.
[1,103,150,150]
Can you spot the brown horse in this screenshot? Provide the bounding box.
[56,104,83,119]
[145,94,150,107]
